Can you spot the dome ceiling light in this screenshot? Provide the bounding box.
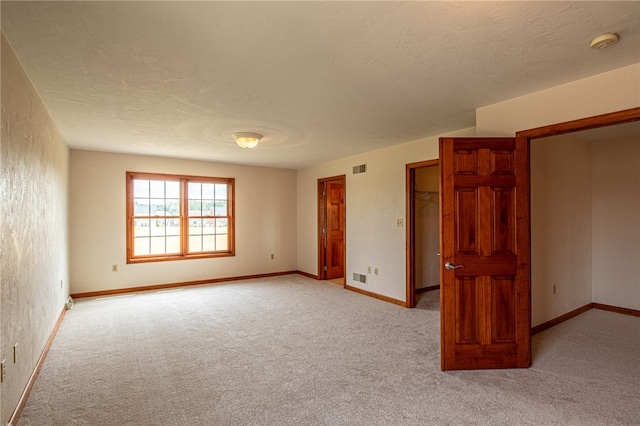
[232,132,263,149]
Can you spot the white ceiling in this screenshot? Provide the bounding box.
[2,1,639,169]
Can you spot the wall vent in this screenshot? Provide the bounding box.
[352,273,367,283]
[352,164,367,174]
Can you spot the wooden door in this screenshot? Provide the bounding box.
[439,137,530,370]
[325,180,345,279]
[318,176,345,280]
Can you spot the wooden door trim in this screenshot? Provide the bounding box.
[317,175,346,281]
[405,159,439,308]
[517,107,640,140]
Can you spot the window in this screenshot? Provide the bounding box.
[126,172,234,263]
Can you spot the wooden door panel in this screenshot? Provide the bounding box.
[454,150,479,175]
[441,137,530,371]
[491,188,515,254]
[325,180,345,279]
[455,277,481,344]
[455,189,479,254]
[490,150,514,175]
[491,276,516,343]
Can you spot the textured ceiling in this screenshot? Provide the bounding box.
[2,1,639,169]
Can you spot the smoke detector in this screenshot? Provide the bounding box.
[590,33,620,50]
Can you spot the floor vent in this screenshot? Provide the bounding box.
[352,164,367,174]
[352,273,367,283]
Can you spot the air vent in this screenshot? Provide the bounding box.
[352,273,367,283]
[352,164,367,174]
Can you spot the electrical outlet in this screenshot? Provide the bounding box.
[1,359,6,383]
[367,266,371,274]
[112,264,118,272]
[375,268,379,275]
[396,218,403,227]
[270,253,274,260]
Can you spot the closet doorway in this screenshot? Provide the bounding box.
[406,160,440,308]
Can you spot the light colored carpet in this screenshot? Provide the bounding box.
[19,275,640,425]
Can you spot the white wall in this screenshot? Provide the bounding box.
[591,137,639,310]
[476,64,640,137]
[477,63,640,325]
[70,151,297,294]
[1,34,70,423]
[530,136,593,326]
[297,128,474,302]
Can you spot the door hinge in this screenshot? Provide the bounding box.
[322,228,326,234]
[324,266,327,271]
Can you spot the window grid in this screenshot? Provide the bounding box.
[126,172,234,263]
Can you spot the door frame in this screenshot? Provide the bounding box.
[317,175,346,281]
[517,106,640,326]
[516,108,640,141]
[405,159,439,308]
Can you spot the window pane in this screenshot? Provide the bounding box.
[189,219,203,233]
[150,180,165,198]
[134,180,149,198]
[214,201,227,216]
[166,236,180,253]
[216,218,227,230]
[216,234,228,251]
[151,219,166,236]
[199,201,212,216]
[134,219,150,237]
[202,234,215,251]
[166,199,180,216]
[188,182,201,199]
[166,181,180,198]
[150,199,165,215]
[166,219,180,236]
[202,183,215,199]
[215,184,227,199]
[150,236,167,255]
[134,237,150,255]
[189,200,202,216]
[134,200,150,216]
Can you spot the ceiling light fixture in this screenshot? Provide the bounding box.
[590,32,620,50]
[232,132,263,149]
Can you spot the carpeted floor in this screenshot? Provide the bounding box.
[18,274,640,425]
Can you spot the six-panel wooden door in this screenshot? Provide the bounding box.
[439,137,530,370]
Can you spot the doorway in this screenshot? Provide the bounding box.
[318,175,346,282]
[520,109,640,329]
[406,160,439,308]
